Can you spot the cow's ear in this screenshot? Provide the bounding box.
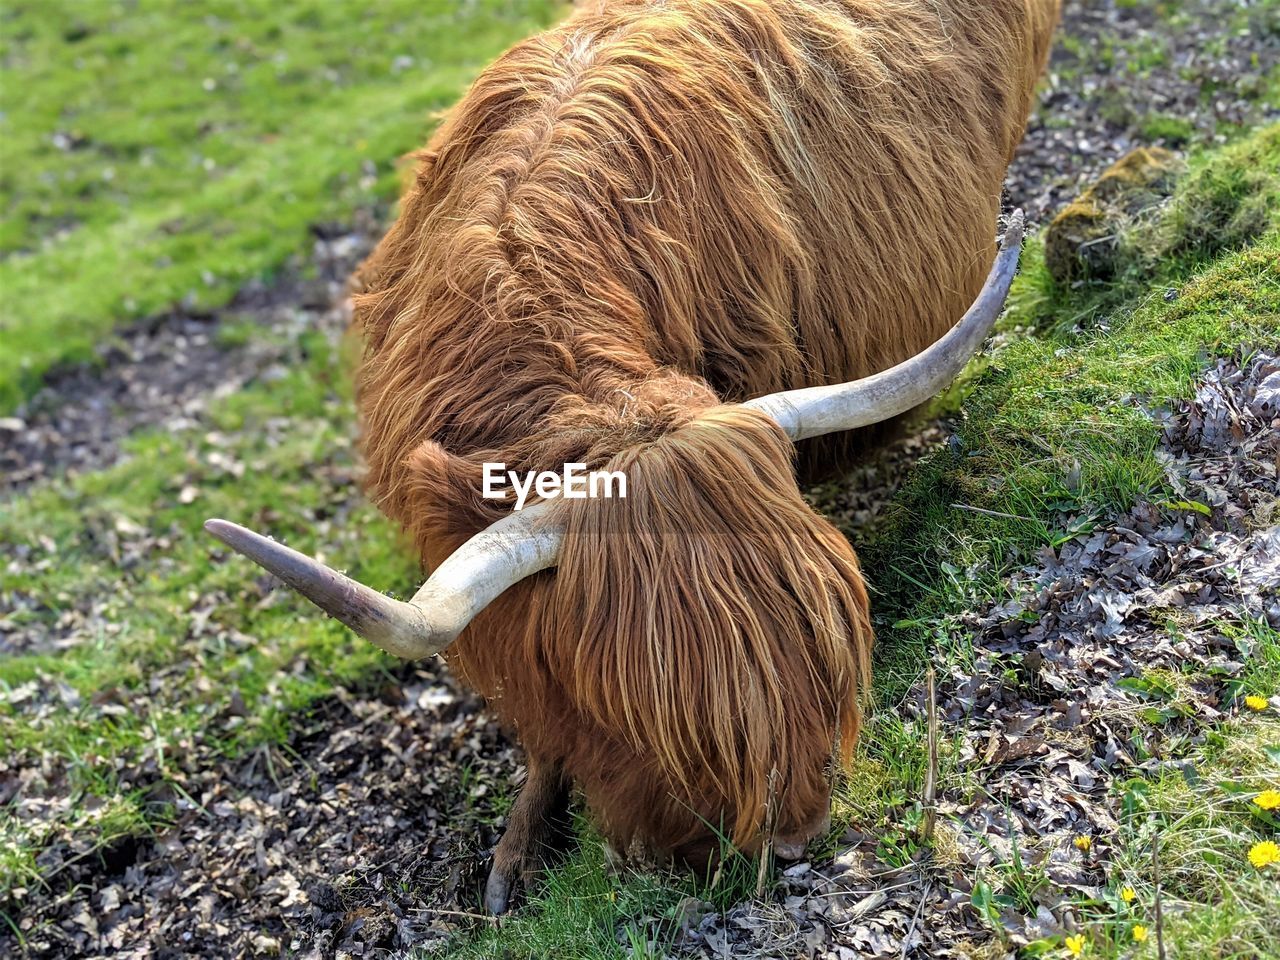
[412,148,439,189]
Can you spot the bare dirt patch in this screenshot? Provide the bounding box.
[5,664,519,959]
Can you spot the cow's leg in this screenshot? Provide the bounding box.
[484,757,572,915]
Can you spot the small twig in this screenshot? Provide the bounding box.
[416,906,500,925]
[920,666,939,845]
[708,861,723,895]
[1078,233,1119,250]
[756,766,780,898]
[900,880,931,960]
[1152,833,1167,960]
[950,502,1037,523]
[828,890,889,930]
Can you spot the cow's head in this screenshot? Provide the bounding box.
[206,212,1022,853]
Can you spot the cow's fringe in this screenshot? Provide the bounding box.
[545,404,872,854]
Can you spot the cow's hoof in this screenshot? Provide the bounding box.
[481,759,572,915]
[484,850,545,915]
[484,864,515,915]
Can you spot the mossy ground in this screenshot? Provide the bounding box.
[854,127,1279,960]
[0,0,565,412]
[1042,146,1184,284]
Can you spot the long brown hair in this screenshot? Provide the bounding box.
[350,0,1058,854]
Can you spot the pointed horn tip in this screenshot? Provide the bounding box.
[1005,208,1025,243]
[204,518,253,550]
[204,519,282,563]
[204,517,231,538]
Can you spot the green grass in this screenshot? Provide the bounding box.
[0,339,418,893]
[873,237,1278,696]
[428,835,758,960]
[441,849,679,960]
[1140,112,1196,146]
[0,0,565,412]
[1101,716,1280,959]
[1049,0,1280,147]
[856,126,1280,959]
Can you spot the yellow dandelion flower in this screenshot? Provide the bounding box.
[1253,790,1280,811]
[1248,840,1280,868]
[1245,695,1269,711]
[1073,835,1093,853]
[1132,925,1149,943]
[1065,933,1087,956]
[1120,886,1136,902]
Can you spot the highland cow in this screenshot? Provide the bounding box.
[207,0,1058,913]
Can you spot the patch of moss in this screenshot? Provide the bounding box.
[1044,147,1184,285]
[1140,112,1197,146]
[1043,195,1111,284]
[1091,148,1185,206]
[1020,124,1279,331]
[1154,123,1280,261]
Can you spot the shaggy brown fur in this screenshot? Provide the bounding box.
[350,0,1058,865]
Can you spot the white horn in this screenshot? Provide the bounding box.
[744,210,1024,441]
[207,215,1021,653]
[205,501,561,659]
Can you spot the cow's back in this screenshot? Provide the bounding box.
[351,0,1058,513]
[563,0,1056,397]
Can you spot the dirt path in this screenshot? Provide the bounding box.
[0,211,382,494]
[8,664,520,958]
[1009,0,1279,220]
